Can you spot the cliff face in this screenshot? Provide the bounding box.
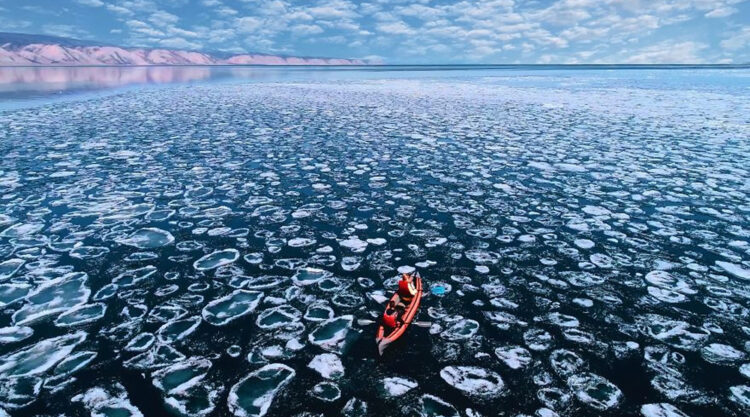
[0,32,366,66]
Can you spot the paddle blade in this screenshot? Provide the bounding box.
[370,293,388,304]
[412,321,432,327]
[357,319,376,326]
[378,340,389,356]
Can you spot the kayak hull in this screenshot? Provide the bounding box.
[376,274,423,355]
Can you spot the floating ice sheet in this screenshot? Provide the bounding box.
[194,249,240,271]
[440,366,505,398]
[0,331,86,378]
[202,290,263,326]
[308,353,344,379]
[309,315,354,353]
[228,363,295,417]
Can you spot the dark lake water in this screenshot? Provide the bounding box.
[0,66,749,417]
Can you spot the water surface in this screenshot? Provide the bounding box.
[0,66,749,417]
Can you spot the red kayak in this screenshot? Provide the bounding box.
[375,272,423,355]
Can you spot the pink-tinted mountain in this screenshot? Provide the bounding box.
[0,32,366,66]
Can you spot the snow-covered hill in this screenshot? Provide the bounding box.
[0,32,366,66]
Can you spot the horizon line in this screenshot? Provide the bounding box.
[0,63,748,69]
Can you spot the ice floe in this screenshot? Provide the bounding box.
[308,353,344,379]
[54,302,106,327]
[715,261,750,280]
[441,318,479,341]
[700,343,746,365]
[420,394,459,417]
[117,227,175,248]
[637,314,710,351]
[567,373,622,410]
[495,346,532,369]
[312,381,341,402]
[292,268,331,286]
[228,363,295,417]
[53,350,97,377]
[152,357,211,394]
[440,366,505,398]
[157,316,202,344]
[72,384,143,417]
[194,249,240,271]
[640,403,691,417]
[256,305,302,329]
[0,331,86,378]
[382,377,418,397]
[202,290,263,326]
[12,271,90,325]
[0,258,24,281]
[308,315,354,353]
[0,326,33,344]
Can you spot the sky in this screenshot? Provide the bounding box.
[0,0,748,64]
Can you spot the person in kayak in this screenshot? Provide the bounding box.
[382,300,400,329]
[398,273,417,303]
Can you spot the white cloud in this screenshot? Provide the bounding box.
[291,24,324,35]
[121,0,159,13]
[560,25,609,42]
[720,27,750,50]
[705,7,737,18]
[0,16,32,30]
[286,10,314,21]
[205,28,237,43]
[149,11,179,27]
[216,7,238,16]
[75,0,104,7]
[524,28,569,48]
[42,24,90,39]
[395,4,444,20]
[158,37,202,50]
[168,27,200,38]
[360,54,386,64]
[235,16,263,33]
[106,5,134,15]
[623,41,708,63]
[126,19,165,37]
[307,0,358,19]
[377,21,415,35]
[16,0,746,63]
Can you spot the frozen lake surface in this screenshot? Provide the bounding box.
[0,67,749,417]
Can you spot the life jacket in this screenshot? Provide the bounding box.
[383,309,397,328]
[398,279,416,298]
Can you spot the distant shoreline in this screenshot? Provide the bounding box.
[1,64,747,69]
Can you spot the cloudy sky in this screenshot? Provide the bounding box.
[1,0,748,63]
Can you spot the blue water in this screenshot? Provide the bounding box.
[0,66,749,417]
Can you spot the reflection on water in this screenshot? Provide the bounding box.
[0,66,258,100]
[0,65,475,106]
[0,66,214,90]
[1,65,420,106]
[1,65,746,110]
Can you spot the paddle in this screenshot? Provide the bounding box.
[370,293,389,304]
[357,318,431,327]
